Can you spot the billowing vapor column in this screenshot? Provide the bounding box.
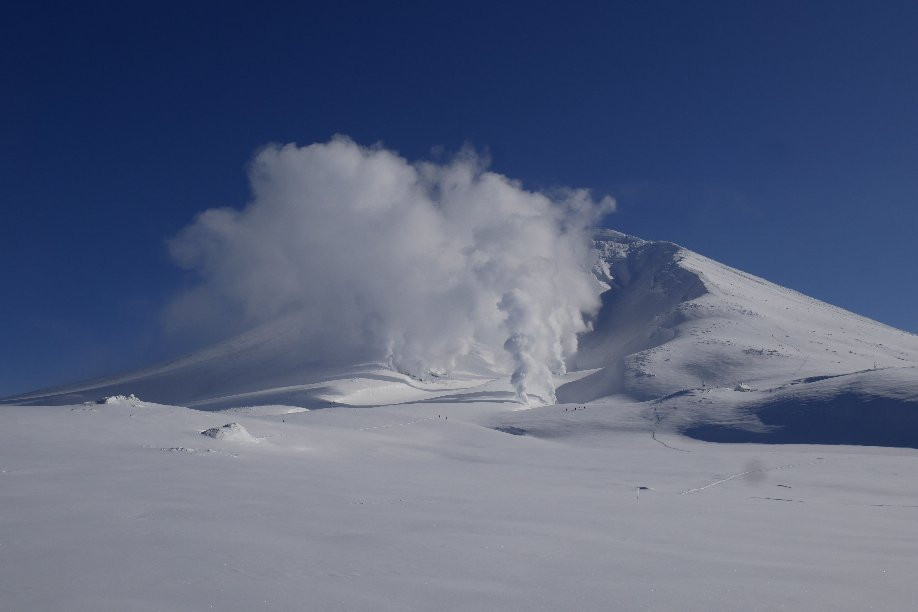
[168,137,614,404]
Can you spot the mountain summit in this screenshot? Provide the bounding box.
[565,229,917,400]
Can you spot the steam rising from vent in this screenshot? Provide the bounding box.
[168,137,614,404]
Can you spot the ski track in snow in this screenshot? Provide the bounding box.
[650,402,692,452]
[680,458,825,495]
[651,430,691,452]
[358,416,441,431]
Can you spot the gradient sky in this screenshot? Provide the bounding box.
[2,0,917,396]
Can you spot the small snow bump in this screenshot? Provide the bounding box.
[100,394,139,404]
[97,394,143,406]
[200,422,257,442]
[494,426,528,436]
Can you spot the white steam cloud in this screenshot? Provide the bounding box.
[168,137,613,404]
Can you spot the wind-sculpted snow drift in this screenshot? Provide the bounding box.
[167,137,614,404]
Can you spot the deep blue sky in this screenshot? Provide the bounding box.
[2,1,917,396]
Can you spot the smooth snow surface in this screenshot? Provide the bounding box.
[2,230,918,609]
[2,399,918,611]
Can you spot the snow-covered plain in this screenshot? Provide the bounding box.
[2,231,918,610]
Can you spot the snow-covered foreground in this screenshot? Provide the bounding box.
[2,395,918,611]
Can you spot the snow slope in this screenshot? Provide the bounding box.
[0,317,502,411]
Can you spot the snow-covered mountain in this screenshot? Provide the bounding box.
[574,230,917,397]
[560,230,918,447]
[5,229,918,446]
[5,231,918,612]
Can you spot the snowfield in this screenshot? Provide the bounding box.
[2,230,918,610]
[2,398,918,611]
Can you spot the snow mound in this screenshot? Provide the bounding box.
[200,423,257,442]
[98,394,143,405]
[218,405,309,416]
[681,367,918,448]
